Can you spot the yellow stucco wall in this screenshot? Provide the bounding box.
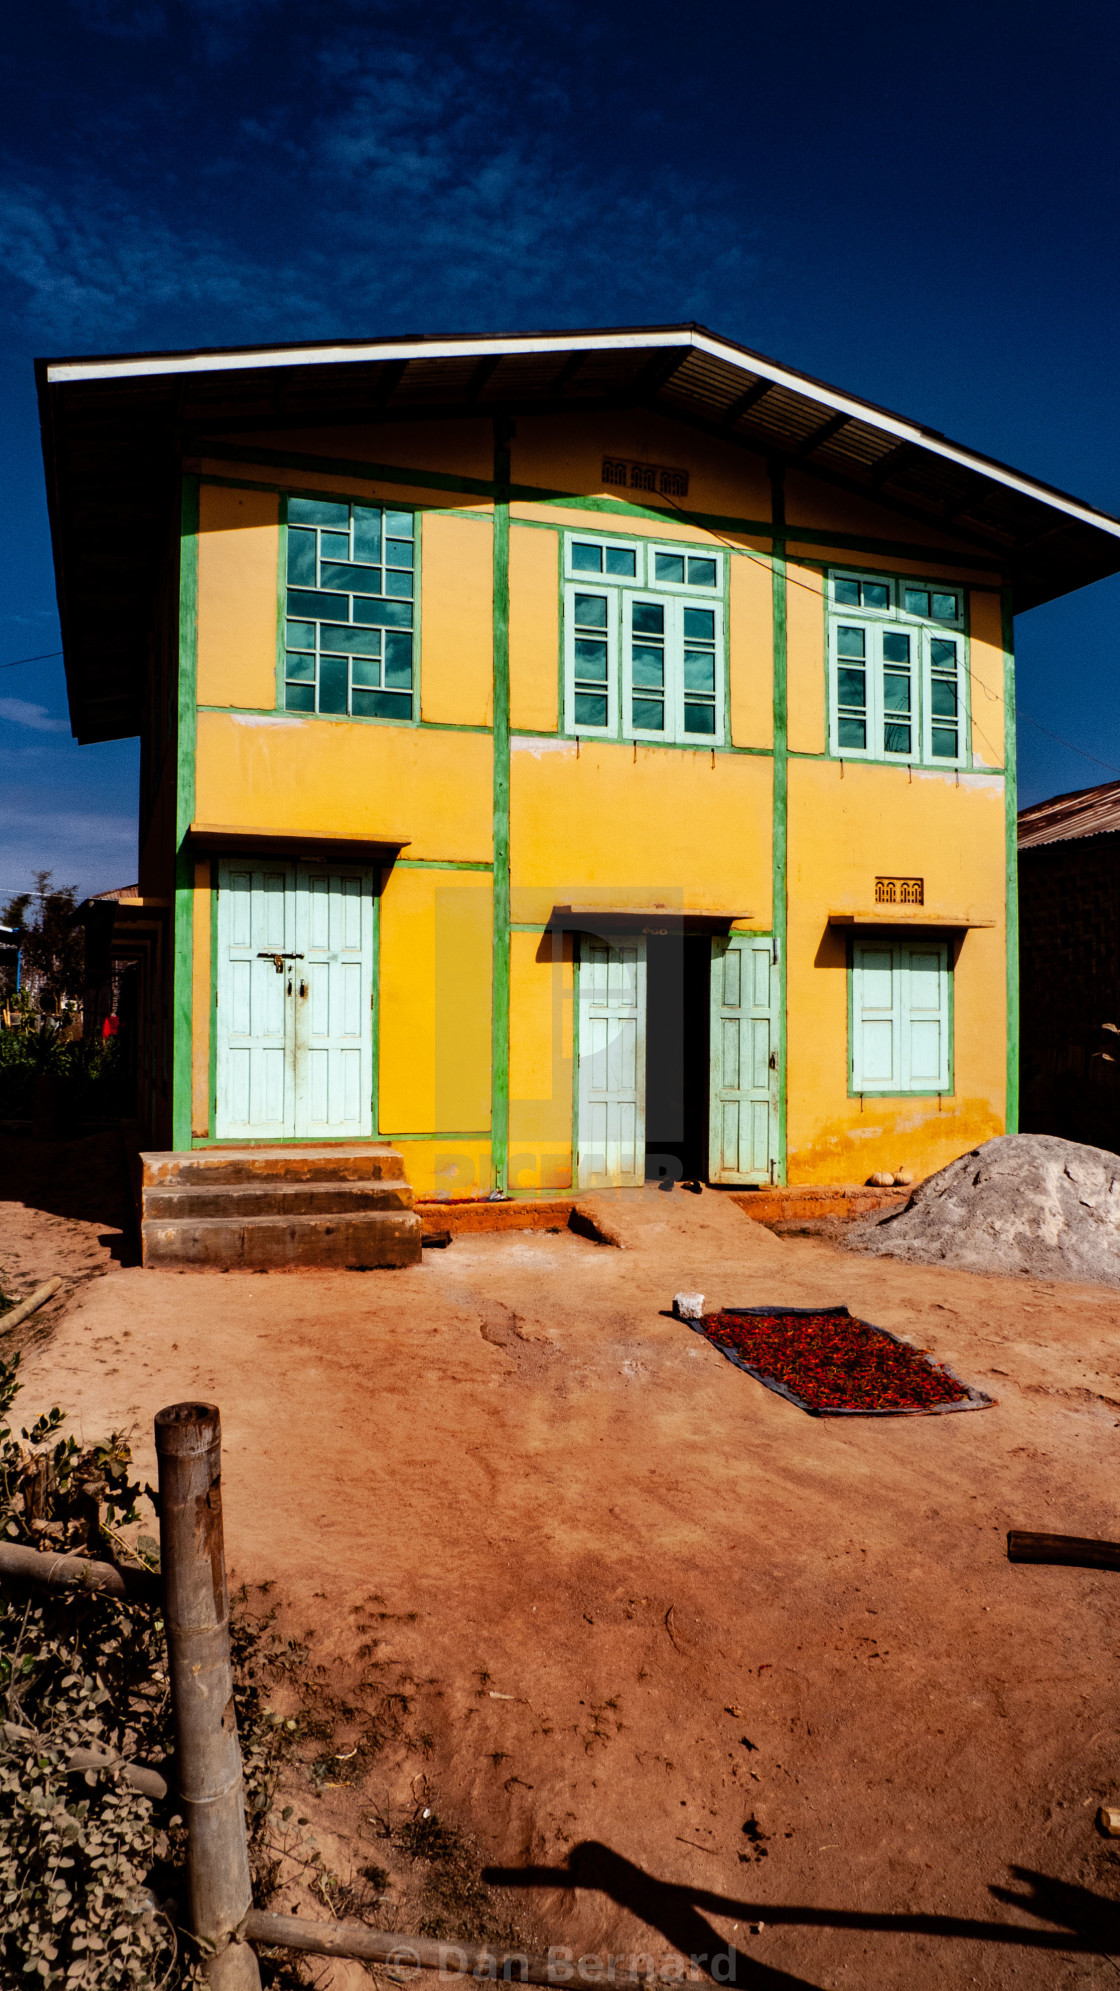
[785,465,995,553]
[208,417,493,483]
[787,560,826,755]
[197,485,279,710]
[966,588,1007,768]
[508,737,773,929]
[419,512,493,727]
[509,929,573,1189]
[728,549,773,749]
[509,523,560,732]
[193,709,493,862]
[378,866,493,1137]
[512,408,773,522]
[393,1139,494,1198]
[785,757,1006,1183]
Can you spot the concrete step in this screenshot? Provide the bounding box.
[141,1209,421,1270]
[141,1144,408,1189]
[143,1180,413,1222]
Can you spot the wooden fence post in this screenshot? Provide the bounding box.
[156,1402,260,1989]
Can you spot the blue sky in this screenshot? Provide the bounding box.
[4,0,1120,898]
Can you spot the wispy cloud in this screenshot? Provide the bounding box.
[0,180,322,345]
[0,698,68,733]
[1,9,764,351]
[0,806,136,901]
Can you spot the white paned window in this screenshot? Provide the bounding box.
[851,940,950,1093]
[828,571,966,766]
[563,534,724,744]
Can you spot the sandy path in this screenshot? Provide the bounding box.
[10,1182,1120,1988]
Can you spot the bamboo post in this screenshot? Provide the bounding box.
[156,1403,260,1989]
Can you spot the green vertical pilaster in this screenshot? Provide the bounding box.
[172,476,199,1152]
[490,424,512,1191]
[770,465,789,1185]
[1002,584,1019,1133]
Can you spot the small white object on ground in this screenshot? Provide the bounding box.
[673,1292,704,1320]
[1100,1806,1120,1836]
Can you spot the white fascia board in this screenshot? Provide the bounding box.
[44,325,1120,544]
[688,331,1120,543]
[43,327,684,385]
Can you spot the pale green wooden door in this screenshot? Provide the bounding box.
[577,937,647,1188]
[215,860,297,1140]
[709,935,779,1184]
[294,864,374,1139]
[216,861,373,1141]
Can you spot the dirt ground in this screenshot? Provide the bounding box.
[6,1145,1120,1989]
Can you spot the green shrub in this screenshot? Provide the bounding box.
[0,1026,129,1124]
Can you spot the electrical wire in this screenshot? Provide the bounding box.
[0,650,63,671]
[1017,711,1120,778]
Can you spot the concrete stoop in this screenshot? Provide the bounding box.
[140,1145,422,1269]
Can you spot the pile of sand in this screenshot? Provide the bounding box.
[844,1133,1120,1285]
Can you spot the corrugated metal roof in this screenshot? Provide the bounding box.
[1018,779,1120,849]
[36,320,1120,743]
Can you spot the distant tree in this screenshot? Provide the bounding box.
[0,871,83,1013]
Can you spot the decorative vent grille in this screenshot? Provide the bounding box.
[602,457,689,497]
[875,876,924,905]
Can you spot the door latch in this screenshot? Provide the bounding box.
[257,951,305,974]
[769,1050,778,1070]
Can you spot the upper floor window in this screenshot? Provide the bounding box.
[284,497,415,720]
[828,570,966,766]
[564,534,723,744]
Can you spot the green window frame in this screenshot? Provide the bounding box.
[563,532,724,744]
[850,939,952,1095]
[828,569,967,767]
[283,496,416,721]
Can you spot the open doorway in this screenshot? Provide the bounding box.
[644,932,710,1183]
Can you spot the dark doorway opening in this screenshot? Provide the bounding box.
[645,933,710,1183]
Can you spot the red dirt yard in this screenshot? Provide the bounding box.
[8,1175,1120,1989]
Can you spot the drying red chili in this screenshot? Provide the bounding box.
[700,1307,969,1413]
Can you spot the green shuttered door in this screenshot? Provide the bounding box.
[709,935,778,1184]
[577,937,647,1188]
[851,940,949,1093]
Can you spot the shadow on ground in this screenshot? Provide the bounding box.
[485,1846,1120,1983]
[0,1130,134,1236]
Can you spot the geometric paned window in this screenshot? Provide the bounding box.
[850,940,951,1094]
[284,498,415,720]
[829,570,966,767]
[564,533,723,744]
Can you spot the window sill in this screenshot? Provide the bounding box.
[849,1089,955,1100]
[830,909,995,928]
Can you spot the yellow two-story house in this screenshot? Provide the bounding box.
[38,324,1120,1228]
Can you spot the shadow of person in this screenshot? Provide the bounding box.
[485,1843,1120,1980]
[990,1866,1120,1947]
[485,1841,820,1989]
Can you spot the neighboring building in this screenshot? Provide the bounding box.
[1018,779,1120,1151]
[35,324,1120,1208]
